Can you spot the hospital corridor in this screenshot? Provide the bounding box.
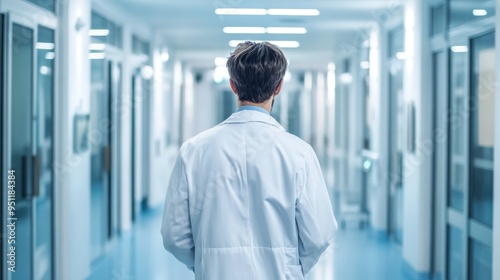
[1,0,500,279]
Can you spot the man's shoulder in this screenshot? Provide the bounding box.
[277,131,313,150]
[180,125,224,152]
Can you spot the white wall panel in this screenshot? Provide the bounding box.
[402,0,433,273]
[56,0,91,278]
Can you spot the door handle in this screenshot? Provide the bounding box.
[21,155,30,199]
[104,146,111,172]
[32,154,40,197]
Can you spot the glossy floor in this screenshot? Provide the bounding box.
[88,206,411,280]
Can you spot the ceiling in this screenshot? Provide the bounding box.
[110,0,403,70]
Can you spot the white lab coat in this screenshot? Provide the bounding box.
[161,110,337,280]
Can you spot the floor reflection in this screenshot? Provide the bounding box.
[89,207,409,280]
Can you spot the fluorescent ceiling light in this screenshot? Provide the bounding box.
[360,61,370,69]
[215,8,319,16]
[215,8,267,15]
[36,42,55,50]
[223,27,266,34]
[451,45,468,53]
[328,63,336,72]
[269,40,300,48]
[141,65,154,80]
[472,9,488,16]
[89,29,110,36]
[89,52,106,60]
[339,73,353,84]
[266,27,307,34]
[395,52,406,60]
[40,66,51,75]
[224,27,307,34]
[160,49,170,62]
[229,40,300,48]
[213,66,229,83]
[45,52,55,60]
[267,9,319,16]
[214,57,228,66]
[89,43,106,51]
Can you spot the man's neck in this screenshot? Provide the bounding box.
[238,99,273,113]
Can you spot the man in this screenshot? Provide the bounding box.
[161,41,337,280]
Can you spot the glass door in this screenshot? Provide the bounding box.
[431,50,447,280]
[109,60,122,237]
[387,26,405,244]
[131,69,144,222]
[467,31,494,280]
[90,57,111,261]
[34,25,55,280]
[4,15,55,280]
[89,56,122,261]
[446,31,495,280]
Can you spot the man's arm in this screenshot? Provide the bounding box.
[295,145,338,275]
[161,152,195,271]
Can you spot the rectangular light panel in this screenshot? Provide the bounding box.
[89,29,110,36]
[266,27,307,34]
[215,8,267,15]
[215,8,319,16]
[229,40,300,48]
[267,9,320,16]
[223,27,266,34]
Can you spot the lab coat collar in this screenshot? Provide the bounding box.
[222,110,286,132]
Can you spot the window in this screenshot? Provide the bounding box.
[26,0,55,13]
[90,11,123,49]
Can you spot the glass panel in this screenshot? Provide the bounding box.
[35,25,55,280]
[90,58,109,260]
[470,167,493,226]
[432,51,446,279]
[388,27,404,57]
[132,35,150,56]
[431,4,445,36]
[388,29,404,243]
[470,32,495,159]
[11,23,34,280]
[90,11,122,49]
[448,49,467,212]
[115,25,123,49]
[449,0,495,30]
[447,226,464,280]
[449,164,465,209]
[90,12,106,45]
[469,240,492,280]
[470,32,495,227]
[26,0,55,13]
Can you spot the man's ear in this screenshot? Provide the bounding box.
[274,79,284,97]
[229,79,238,96]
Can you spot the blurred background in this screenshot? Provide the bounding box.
[0,0,499,279]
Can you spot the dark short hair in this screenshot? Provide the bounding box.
[226,41,287,103]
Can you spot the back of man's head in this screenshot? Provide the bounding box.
[226,41,288,103]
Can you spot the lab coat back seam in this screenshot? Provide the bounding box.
[242,122,256,280]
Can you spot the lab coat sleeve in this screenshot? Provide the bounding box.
[161,153,195,271]
[295,145,338,275]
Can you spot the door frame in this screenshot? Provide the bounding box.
[430,34,448,280]
[438,17,496,280]
[1,4,58,279]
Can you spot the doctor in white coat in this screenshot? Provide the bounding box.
[161,41,337,280]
